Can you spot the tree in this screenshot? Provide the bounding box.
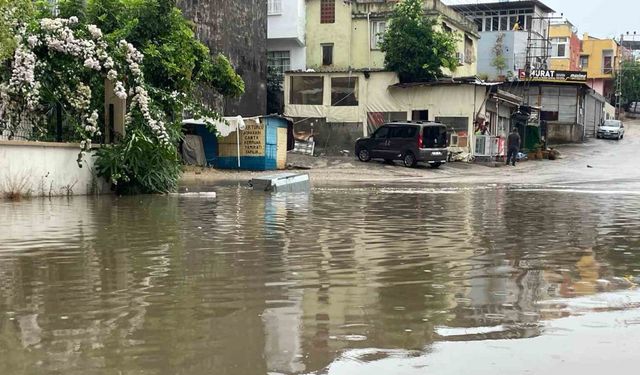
[380,0,459,83]
[491,33,507,78]
[620,60,640,108]
[266,67,284,115]
[0,0,246,194]
[0,0,34,62]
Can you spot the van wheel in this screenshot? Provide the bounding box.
[431,162,442,169]
[403,152,417,168]
[357,148,371,162]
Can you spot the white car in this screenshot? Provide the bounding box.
[597,120,625,140]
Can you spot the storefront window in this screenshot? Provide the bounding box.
[331,77,358,106]
[290,76,324,105]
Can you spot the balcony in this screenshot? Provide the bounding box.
[268,0,305,46]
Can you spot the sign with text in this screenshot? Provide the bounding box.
[241,120,265,156]
[523,69,588,82]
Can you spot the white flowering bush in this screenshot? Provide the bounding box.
[0,17,170,155]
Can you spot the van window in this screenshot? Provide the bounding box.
[373,126,390,139]
[389,126,417,138]
[423,126,447,148]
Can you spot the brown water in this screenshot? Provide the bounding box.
[1,185,640,375]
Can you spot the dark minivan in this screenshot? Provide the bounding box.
[355,122,449,168]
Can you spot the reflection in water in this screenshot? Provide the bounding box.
[1,186,639,374]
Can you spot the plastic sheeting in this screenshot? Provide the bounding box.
[182,134,206,166]
[182,116,246,137]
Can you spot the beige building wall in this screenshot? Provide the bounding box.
[305,0,478,77]
[285,71,486,150]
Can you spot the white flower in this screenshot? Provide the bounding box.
[86,24,103,39]
[107,69,118,81]
[69,16,79,24]
[27,36,39,49]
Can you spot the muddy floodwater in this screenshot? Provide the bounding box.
[2,185,640,375]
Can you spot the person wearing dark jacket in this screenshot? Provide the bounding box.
[506,128,521,166]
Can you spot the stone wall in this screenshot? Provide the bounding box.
[178,0,267,117]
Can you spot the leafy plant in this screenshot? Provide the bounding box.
[619,60,640,107]
[379,0,459,83]
[491,33,507,76]
[94,126,182,194]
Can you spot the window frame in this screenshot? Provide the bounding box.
[320,0,335,24]
[322,43,334,66]
[267,50,291,76]
[267,0,283,16]
[370,20,386,50]
[551,37,569,58]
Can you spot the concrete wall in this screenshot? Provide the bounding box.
[587,78,606,97]
[178,0,267,117]
[477,31,529,80]
[547,123,584,144]
[268,0,306,43]
[0,142,108,197]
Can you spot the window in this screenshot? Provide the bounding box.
[367,112,407,132]
[267,51,290,75]
[390,126,417,139]
[551,37,568,58]
[373,126,389,139]
[474,18,483,32]
[371,21,386,49]
[491,16,499,31]
[423,126,447,148]
[412,110,429,121]
[442,22,452,33]
[580,56,589,70]
[500,16,508,31]
[268,0,282,15]
[290,76,324,105]
[510,16,519,30]
[603,50,613,74]
[464,35,474,64]
[331,77,358,106]
[435,116,469,147]
[322,44,333,66]
[320,0,335,24]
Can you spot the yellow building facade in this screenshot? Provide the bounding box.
[305,0,478,78]
[548,22,580,71]
[580,33,620,98]
[580,34,618,80]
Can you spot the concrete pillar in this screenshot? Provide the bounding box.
[104,79,126,143]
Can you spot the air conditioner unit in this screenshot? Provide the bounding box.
[457,52,465,66]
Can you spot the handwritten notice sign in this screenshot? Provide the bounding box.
[242,120,265,156]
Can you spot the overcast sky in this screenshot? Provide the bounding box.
[442,0,640,40]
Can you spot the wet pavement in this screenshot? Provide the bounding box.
[1,123,640,375]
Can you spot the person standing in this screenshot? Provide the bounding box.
[506,128,521,166]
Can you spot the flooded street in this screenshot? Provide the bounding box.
[2,182,640,374]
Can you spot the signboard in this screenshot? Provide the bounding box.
[520,69,587,82]
[241,120,265,155]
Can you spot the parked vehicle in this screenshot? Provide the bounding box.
[597,120,625,140]
[355,122,449,168]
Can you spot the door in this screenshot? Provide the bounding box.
[388,126,418,159]
[370,125,391,158]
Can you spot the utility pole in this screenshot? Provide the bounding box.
[615,34,624,120]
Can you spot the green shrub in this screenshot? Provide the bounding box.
[94,127,181,195]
